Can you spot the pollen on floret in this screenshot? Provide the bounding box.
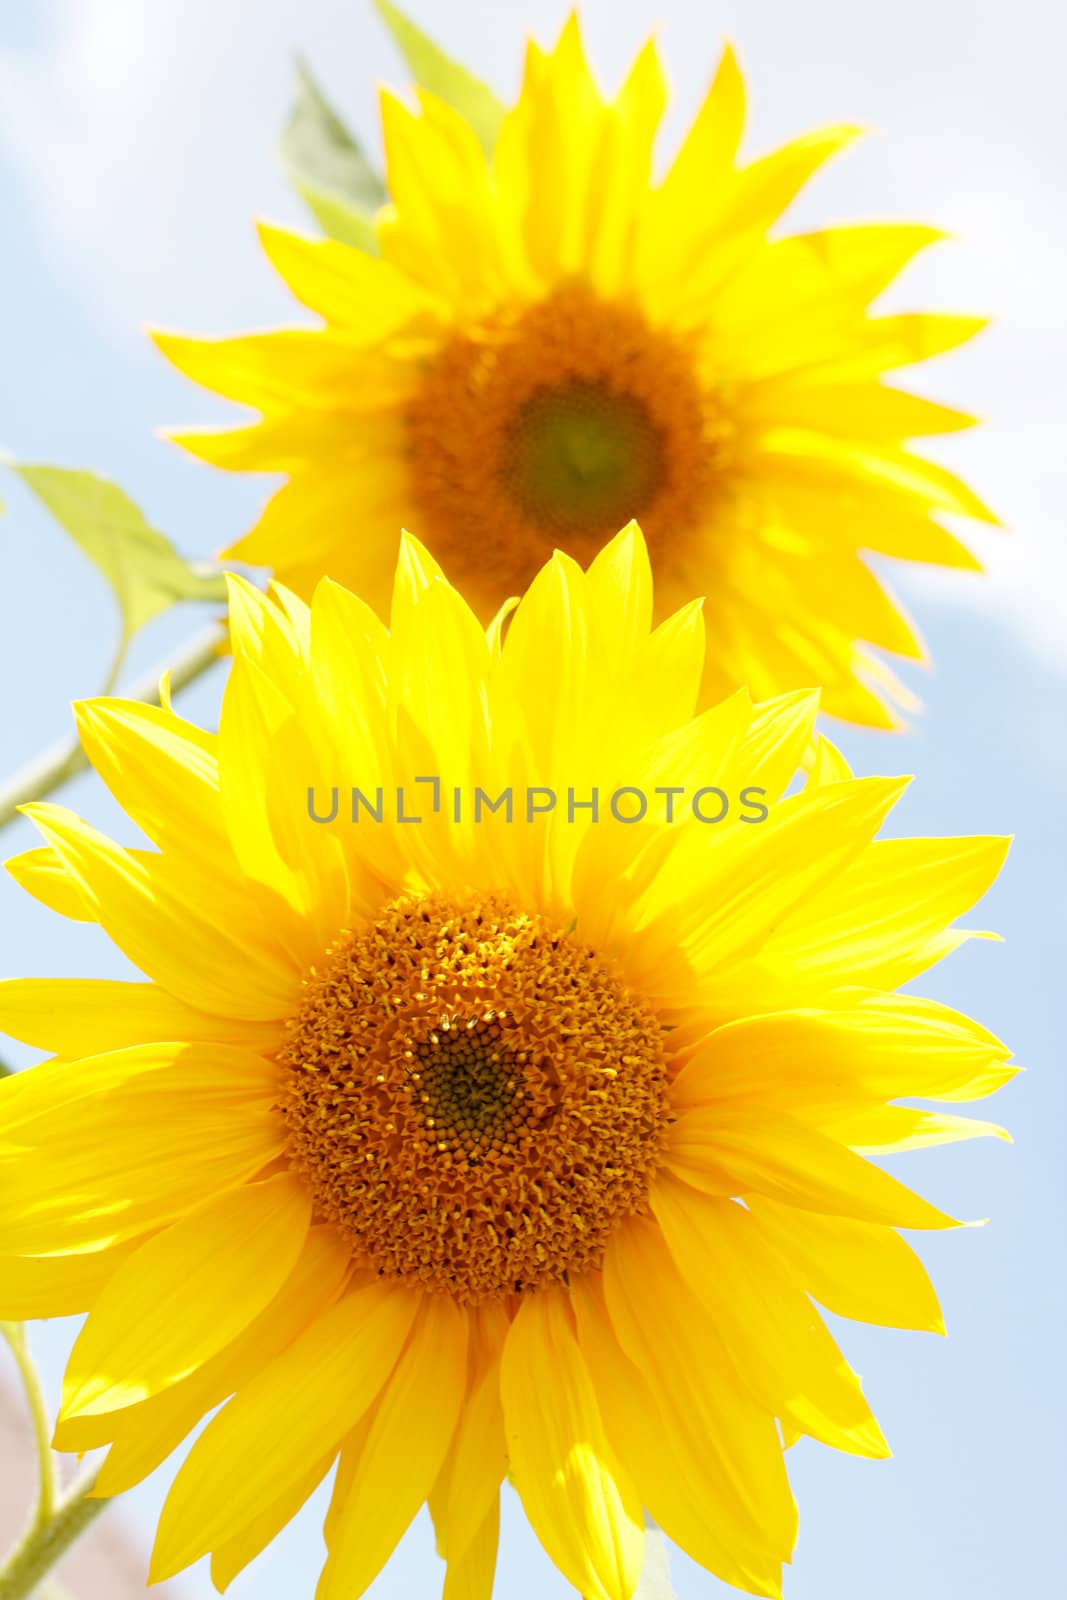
[279,890,672,1302]
[404,283,734,600]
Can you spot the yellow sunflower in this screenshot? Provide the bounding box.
[0,526,1011,1599]
[154,15,995,729]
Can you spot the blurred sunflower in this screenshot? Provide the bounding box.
[0,526,1011,1600]
[154,16,994,728]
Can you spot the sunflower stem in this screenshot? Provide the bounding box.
[0,623,222,834]
[0,1465,107,1600]
[0,1325,57,1526]
[0,1327,108,1599]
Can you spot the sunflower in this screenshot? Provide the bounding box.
[0,526,1011,1599]
[154,15,995,729]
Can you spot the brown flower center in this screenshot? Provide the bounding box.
[403,284,731,610]
[279,891,671,1302]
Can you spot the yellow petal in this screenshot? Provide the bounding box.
[666,1104,963,1228]
[747,379,974,440]
[758,431,999,526]
[318,1294,468,1599]
[501,1286,644,1600]
[637,599,706,726]
[0,1043,284,1254]
[838,311,989,375]
[494,17,605,289]
[808,734,853,786]
[757,470,983,571]
[656,44,745,209]
[0,1242,139,1320]
[759,834,1011,991]
[152,327,419,413]
[380,88,506,308]
[728,124,863,233]
[390,537,491,785]
[669,992,1016,1117]
[257,219,437,331]
[825,1104,1012,1154]
[6,846,95,921]
[586,39,668,294]
[649,1175,889,1456]
[573,1271,785,1597]
[72,1225,349,1492]
[211,1453,335,1592]
[582,522,653,674]
[714,223,946,346]
[633,776,910,995]
[603,1216,797,1562]
[429,1300,509,1568]
[216,653,313,922]
[441,1498,500,1600]
[746,1197,945,1332]
[498,548,589,772]
[720,688,821,804]
[150,1279,418,1581]
[224,573,307,692]
[569,690,753,954]
[671,123,862,315]
[21,802,301,1020]
[706,226,949,381]
[73,699,223,865]
[59,1173,311,1421]
[0,977,283,1057]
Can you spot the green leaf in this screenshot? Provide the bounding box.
[372,0,505,155]
[10,464,228,649]
[635,1523,677,1600]
[297,185,381,253]
[281,55,386,252]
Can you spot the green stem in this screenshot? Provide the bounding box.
[0,1327,107,1599]
[98,635,131,698]
[0,623,222,834]
[0,1326,57,1524]
[0,1466,107,1600]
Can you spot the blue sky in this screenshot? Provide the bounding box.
[0,1,1064,1597]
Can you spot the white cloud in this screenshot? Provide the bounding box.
[0,0,296,332]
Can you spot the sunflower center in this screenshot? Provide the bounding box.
[279,891,670,1302]
[404,284,729,608]
[505,381,665,534]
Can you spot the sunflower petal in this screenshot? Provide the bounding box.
[746,1198,945,1332]
[666,1103,963,1228]
[20,803,301,1020]
[257,219,438,331]
[441,1498,500,1600]
[650,1175,889,1456]
[210,1454,335,1592]
[572,1271,786,1597]
[6,846,95,921]
[0,1243,139,1320]
[603,1216,798,1561]
[70,1225,350,1491]
[501,1286,644,1600]
[59,1173,311,1421]
[0,978,283,1057]
[670,992,1016,1116]
[149,1280,418,1580]
[0,1044,284,1254]
[318,1294,468,1599]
